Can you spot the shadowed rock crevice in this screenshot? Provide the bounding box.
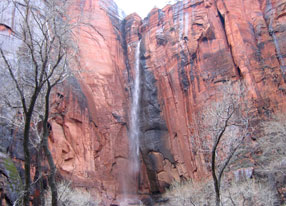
[177,52,190,93]
[121,19,132,83]
[66,77,88,108]
[138,38,175,193]
[216,8,242,79]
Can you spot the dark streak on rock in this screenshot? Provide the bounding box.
[177,51,190,93]
[138,37,175,193]
[217,8,242,78]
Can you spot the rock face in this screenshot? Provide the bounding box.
[124,0,286,196]
[1,0,286,204]
[47,0,286,202]
[48,0,131,203]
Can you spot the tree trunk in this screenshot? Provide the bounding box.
[43,129,57,206]
[33,147,44,206]
[211,122,229,206]
[23,89,40,206]
[43,84,58,206]
[23,114,32,206]
[212,146,221,206]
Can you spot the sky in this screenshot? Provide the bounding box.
[114,0,177,18]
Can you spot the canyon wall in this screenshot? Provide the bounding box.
[35,0,286,203]
[48,0,132,203]
[0,0,286,205]
[124,0,286,196]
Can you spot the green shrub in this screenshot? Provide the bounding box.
[3,157,23,193]
[3,156,24,205]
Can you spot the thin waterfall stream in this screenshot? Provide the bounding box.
[121,40,142,205]
[129,40,141,178]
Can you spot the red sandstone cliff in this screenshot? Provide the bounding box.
[124,0,286,196]
[49,0,286,203]
[49,0,131,203]
[1,0,283,204]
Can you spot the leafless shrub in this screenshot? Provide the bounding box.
[45,181,100,206]
[256,115,286,171]
[161,178,281,206]
[161,180,214,206]
[221,179,279,206]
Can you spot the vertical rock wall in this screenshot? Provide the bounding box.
[51,0,286,201]
[1,0,286,204]
[124,0,286,195]
[49,0,131,203]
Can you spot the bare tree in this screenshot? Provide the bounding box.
[0,0,77,205]
[200,81,249,206]
[258,115,286,169]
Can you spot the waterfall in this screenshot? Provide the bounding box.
[129,40,141,176]
[120,40,142,206]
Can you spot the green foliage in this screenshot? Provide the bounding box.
[3,157,23,193]
[3,157,24,205]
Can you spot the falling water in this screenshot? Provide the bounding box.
[129,40,141,176]
[120,40,142,206]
